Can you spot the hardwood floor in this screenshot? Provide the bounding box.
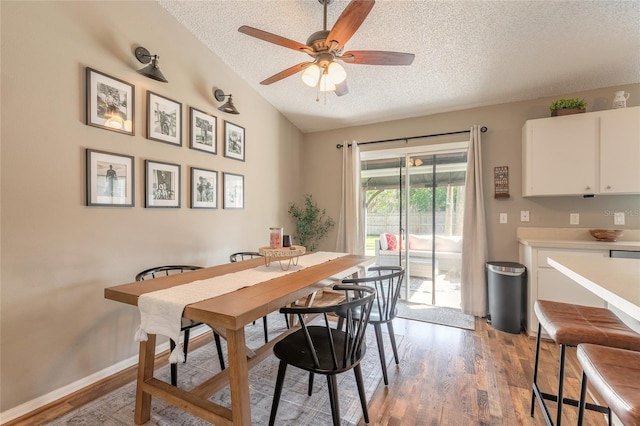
[7,317,608,425]
[362,317,606,425]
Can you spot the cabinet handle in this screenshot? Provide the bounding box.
[606,185,612,190]
[585,186,591,190]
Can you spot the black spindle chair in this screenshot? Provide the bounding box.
[135,265,226,387]
[269,284,376,426]
[342,266,405,385]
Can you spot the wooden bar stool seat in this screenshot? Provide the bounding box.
[531,300,640,426]
[577,344,640,426]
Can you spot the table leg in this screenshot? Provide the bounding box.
[226,327,251,426]
[135,334,156,424]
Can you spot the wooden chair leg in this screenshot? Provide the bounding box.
[326,374,341,426]
[269,361,287,426]
[386,321,400,364]
[213,332,225,370]
[354,364,370,424]
[374,323,389,385]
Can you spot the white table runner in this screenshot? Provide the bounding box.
[135,251,347,362]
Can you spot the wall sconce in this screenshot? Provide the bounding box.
[134,46,168,83]
[214,89,240,114]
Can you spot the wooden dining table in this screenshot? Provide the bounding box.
[104,253,373,425]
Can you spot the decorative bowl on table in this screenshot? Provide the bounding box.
[589,229,623,242]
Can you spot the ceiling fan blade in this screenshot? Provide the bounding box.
[239,26,311,53]
[335,80,349,96]
[326,0,375,48]
[340,50,415,65]
[260,62,314,85]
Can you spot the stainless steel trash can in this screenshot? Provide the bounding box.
[486,261,527,334]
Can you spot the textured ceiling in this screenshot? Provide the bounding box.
[159,0,640,133]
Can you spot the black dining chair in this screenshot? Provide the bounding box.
[269,284,376,426]
[135,265,226,386]
[229,252,274,342]
[342,266,405,385]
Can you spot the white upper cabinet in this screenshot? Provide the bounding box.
[522,106,640,196]
[599,107,640,194]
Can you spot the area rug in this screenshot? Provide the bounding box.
[396,300,475,330]
[46,311,406,426]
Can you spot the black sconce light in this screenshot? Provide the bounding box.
[214,89,240,115]
[134,46,168,83]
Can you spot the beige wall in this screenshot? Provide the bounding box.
[303,84,640,260]
[0,1,303,413]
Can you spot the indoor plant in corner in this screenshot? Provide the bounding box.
[549,98,587,116]
[288,194,335,251]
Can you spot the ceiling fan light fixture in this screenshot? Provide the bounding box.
[301,64,320,87]
[327,62,346,84]
[319,73,336,92]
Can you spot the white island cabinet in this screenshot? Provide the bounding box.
[520,245,608,336]
[522,106,640,197]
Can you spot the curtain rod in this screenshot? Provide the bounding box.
[335,126,488,149]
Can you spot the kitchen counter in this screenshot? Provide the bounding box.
[548,255,640,320]
[518,227,640,336]
[517,227,640,251]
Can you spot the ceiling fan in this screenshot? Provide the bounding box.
[238,0,415,96]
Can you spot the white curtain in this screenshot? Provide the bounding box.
[461,126,488,317]
[335,141,364,254]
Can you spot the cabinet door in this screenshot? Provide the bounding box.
[523,113,598,196]
[599,107,640,194]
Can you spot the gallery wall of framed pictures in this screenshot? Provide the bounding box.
[83,66,246,210]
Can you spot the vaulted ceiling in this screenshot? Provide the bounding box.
[159,0,640,133]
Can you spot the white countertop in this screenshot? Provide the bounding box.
[547,255,640,320]
[519,239,640,251]
[517,227,640,251]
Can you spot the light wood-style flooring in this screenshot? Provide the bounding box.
[6,317,608,425]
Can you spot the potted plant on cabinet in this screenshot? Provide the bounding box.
[549,98,587,116]
[288,194,335,251]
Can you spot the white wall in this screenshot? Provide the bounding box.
[0,1,303,415]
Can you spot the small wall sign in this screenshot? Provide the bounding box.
[494,166,510,198]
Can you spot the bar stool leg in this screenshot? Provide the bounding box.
[556,344,567,426]
[531,323,543,417]
[577,371,588,426]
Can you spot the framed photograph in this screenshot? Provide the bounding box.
[223,121,245,161]
[85,68,134,135]
[191,167,218,209]
[223,172,244,209]
[190,107,217,154]
[86,149,134,207]
[147,91,182,146]
[145,160,181,208]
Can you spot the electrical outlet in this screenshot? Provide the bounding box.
[520,210,530,222]
[570,213,580,225]
[500,213,508,224]
[614,212,625,225]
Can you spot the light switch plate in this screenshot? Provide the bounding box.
[520,210,530,222]
[614,212,625,225]
[570,213,580,225]
[500,213,508,224]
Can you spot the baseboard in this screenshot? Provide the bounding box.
[0,326,210,425]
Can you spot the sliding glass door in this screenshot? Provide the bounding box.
[362,147,467,308]
[405,152,466,307]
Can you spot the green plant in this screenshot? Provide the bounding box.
[549,98,587,112]
[288,194,335,251]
